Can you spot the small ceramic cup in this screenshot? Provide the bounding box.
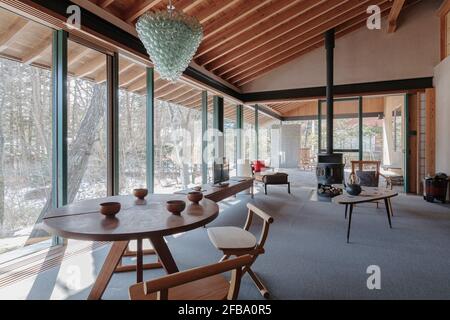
[187,191,203,204]
[99,202,121,217]
[166,200,186,215]
[133,188,148,200]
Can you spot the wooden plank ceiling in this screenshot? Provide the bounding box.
[0,0,419,117]
[0,7,243,117]
[87,0,419,88]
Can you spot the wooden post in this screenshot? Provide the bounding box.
[425,88,436,177]
[407,94,418,194]
[146,67,155,193]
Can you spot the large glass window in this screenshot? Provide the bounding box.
[118,56,147,194]
[258,112,277,164]
[363,97,384,162]
[0,10,53,254]
[319,99,359,167]
[67,40,107,202]
[243,106,256,161]
[224,101,236,176]
[154,79,202,193]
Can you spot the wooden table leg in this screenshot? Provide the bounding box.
[347,205,353,243]
[149,236,179,274]
[388,198,394,217]
[384,198,393,228]
[88,240,129,300]
[136,239,143,283]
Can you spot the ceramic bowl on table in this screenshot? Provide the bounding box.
[166,200,186,215]
[187,191,203,204]
[100,202,121,217]
[133,188,148,200]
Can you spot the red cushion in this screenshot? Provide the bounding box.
[253,160,265,172]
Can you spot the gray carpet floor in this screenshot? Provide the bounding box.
[4,169,450,300]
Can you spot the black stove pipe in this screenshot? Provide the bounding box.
[325,29,335,155]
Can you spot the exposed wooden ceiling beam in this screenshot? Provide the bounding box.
[97,0,115,8]
[22,34,52,65]
[195,0,302,60]
[223,0,379,82]
[212,0,346,75]
[96,60,136,83]
[234,2,394,87]
[158,85,188,100]
[0,18,30,51]
[188,0,237,24]
[387,0,406,33]
[68,48,91,67]
[120,69,146,87]
[75,55,106,78]
[124,0,165,23]
[202,0,365,69]
[437,0,450,17]
[201,0,271,40]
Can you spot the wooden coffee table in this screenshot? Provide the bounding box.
[42,194,219,300]
[333,187,398,243]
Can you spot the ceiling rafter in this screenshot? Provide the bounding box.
[234,1,396,87]
[212,0,346,75]
[124,0,164,23]
[387,0,406,33]
[195,0,320,64]
[97,0,116,8]
[201,0,272,40]
[187,0,237,24]
[195,0,298,60]
[225,0,382,83]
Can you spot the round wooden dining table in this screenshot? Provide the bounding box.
[42,194,219,300]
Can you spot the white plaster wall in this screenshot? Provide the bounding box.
[242,0,441,92]
[434,56,450,175]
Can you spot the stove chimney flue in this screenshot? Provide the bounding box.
[325,29,335,155]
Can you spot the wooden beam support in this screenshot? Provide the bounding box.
[214,0,359,76]
[437,0,450,17]
[233,1,392,86]
[201,0,370,69]
[387,0,406,33]
[195,0,303,60]
[124,0,164,23]
[425,88,436,177]
[97,0,116,8]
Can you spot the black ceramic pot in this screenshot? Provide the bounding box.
[346,184,362,196]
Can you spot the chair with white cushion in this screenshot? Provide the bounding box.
[207,203,274,298]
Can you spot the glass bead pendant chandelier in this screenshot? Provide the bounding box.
[136,0,203,82]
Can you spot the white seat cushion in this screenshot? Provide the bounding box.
[207,226,257,251]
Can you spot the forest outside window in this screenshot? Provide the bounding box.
[118,55,147,195]
[154,79,203,193]
[0,9,53,254]
[67,40,108,202]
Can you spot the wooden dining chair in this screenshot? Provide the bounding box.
[207,203,274,298]
[129,255,252,300]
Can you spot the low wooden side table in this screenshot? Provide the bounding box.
[332,187,398,243]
